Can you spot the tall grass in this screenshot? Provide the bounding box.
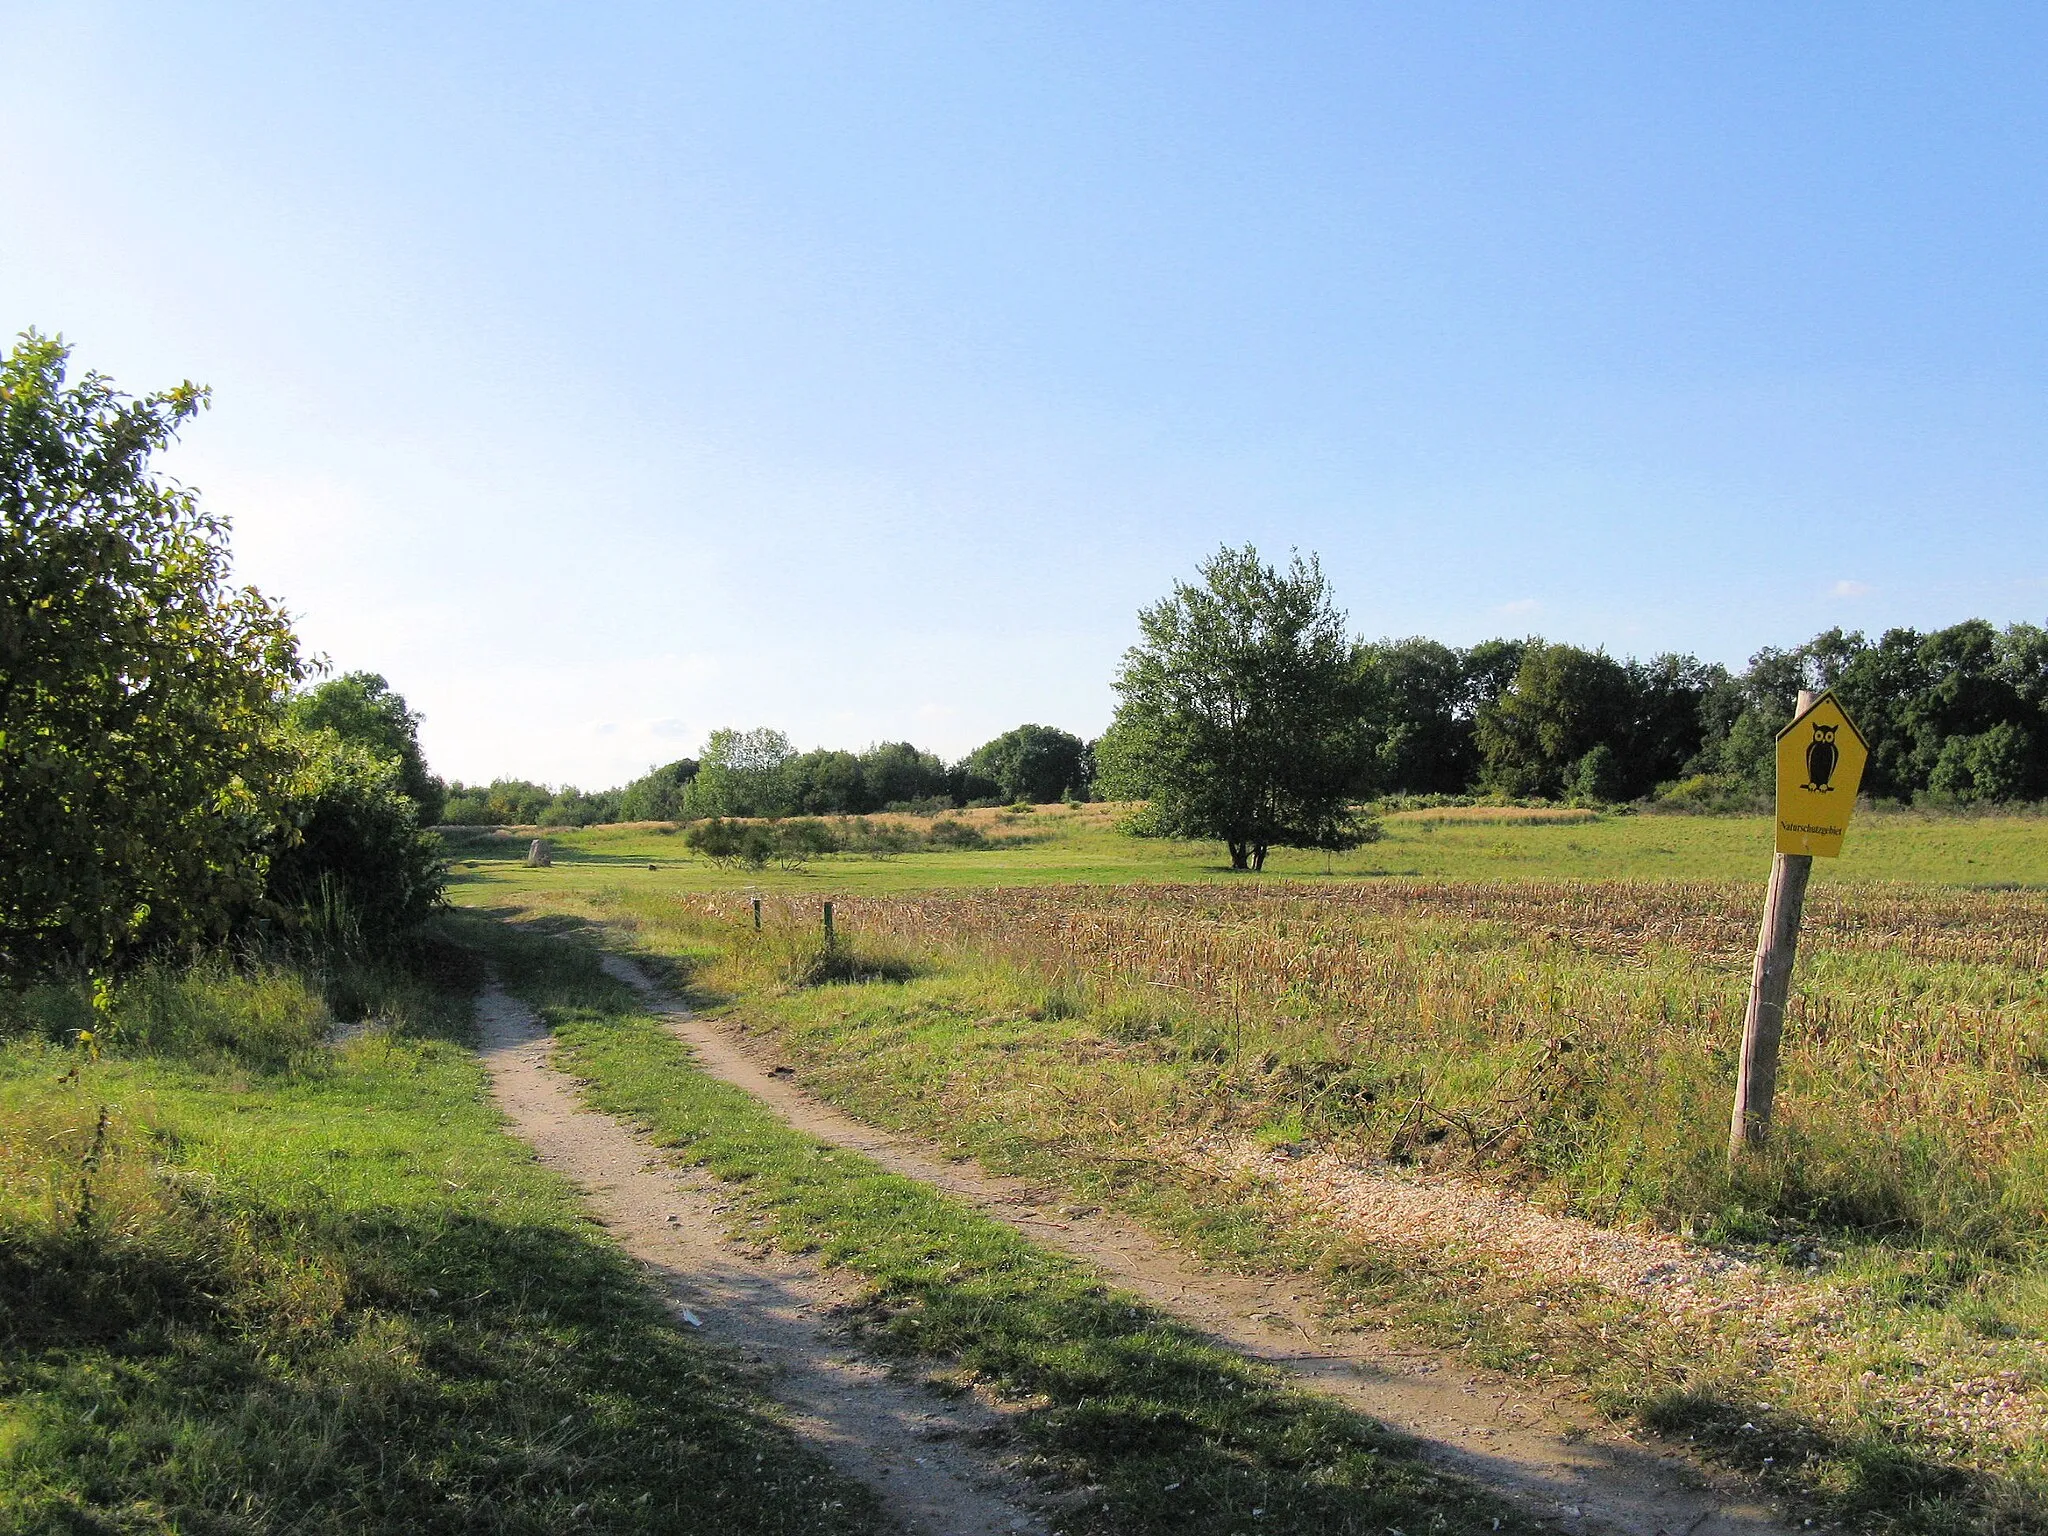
[674,883,2048,1261]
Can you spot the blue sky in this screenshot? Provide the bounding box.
[5,4,2045,788]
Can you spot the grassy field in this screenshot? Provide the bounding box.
[0,939,887,1535]
[444,802,2048,897]
[449,811,2048,1535]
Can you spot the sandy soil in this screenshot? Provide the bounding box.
[598,954,1792,1536]
[475,982,1046,1536]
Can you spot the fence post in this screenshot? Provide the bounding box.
[823,901,835,949]
[1729,689,1817,1162]
[751,898,762,931]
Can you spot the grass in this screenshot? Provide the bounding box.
[441,800,2048,898]
[466,875,2048,1536]
[470,914,1528,1536]
[0,936,887,1535]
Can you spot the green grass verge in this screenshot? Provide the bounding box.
[473,916,1528,1536]
[0,935,886,1535]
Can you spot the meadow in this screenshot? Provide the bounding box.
[444,801,2048,895]
[0,938,886,1535]
[449,805,2048,1534]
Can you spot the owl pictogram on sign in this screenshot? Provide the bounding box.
[1804,723,1839,793]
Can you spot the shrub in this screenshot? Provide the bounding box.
[263,734,445,948]
[775,818,841,867]
[684,818,778,869]
[926,817,990,850]
[1649,773,1765,815]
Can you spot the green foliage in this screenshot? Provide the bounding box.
[1350,636,1485,795]
[854,740,950,809]
[1571,743,1626,803]
[287,671,443,823]
[614,758,698,821]
[686,727,796,818]
[1474,644,1720,801]
[1476,643,1634,797]
[963,723,1090,803]
[683,817,772,868]
[263,734,445,946]
[0,332,308,977]
[1648,772,1765,815]
[680,813,1001,870]
[1103,545,1371,869]
[1699,621,2048,804]
[440,778,618,826]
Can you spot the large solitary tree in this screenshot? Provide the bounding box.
[1,332,307,975]
[1098,544,1367,870]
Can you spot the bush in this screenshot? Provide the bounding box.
[684,818,778,870]
[1648,773,1766,815]
[838,818,918,857]
[926,817,990,850]
[1571,743,1627,804]
[263,734,445,949]
[775,818,841,867]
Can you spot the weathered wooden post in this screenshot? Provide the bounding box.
[752,897,762,931]
[822,901,835,949]
[1729,689,1867,1162]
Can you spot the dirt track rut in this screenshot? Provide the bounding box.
[476,982,1045,1536]
[599,952,1791,1536]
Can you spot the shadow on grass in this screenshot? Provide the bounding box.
[2,1203,885,1535]
[1637,1384,2036,1536]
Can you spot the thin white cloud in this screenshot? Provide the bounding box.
[1832,579,1874,597]
[1497,597,1541,616]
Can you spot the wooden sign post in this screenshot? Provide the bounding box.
[1729,689,1869,1162]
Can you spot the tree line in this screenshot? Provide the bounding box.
[1347,619,2048,807]
[452,549,2048,853]
[440,721,1093,826]
[1095,546,2048,867]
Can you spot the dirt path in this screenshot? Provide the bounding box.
[474,982,1046,1536]
[600,954,1791,1536]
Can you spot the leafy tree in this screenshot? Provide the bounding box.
[1,332,307,976]
[1617,653,1722,797]
[1572,742,1626,803]
[858,740,950,809]
[536,786,619,826]
[686,727,796,818]
[787,749,866,814]
[441,778,555,825]
[1351,637,1475,795]
[287,670,444,822]
[964,724,1089,803]
[1099,544,1369,870]
[615,758,698,821]
[1475,643,1636,798]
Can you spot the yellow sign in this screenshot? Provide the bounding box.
[1775,693,1869,857]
